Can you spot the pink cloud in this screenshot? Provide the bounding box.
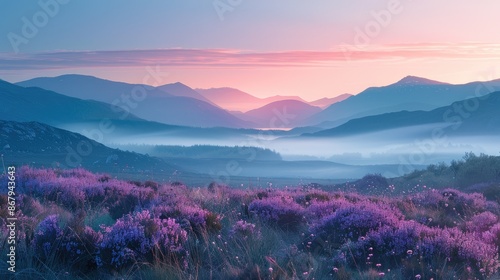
[1,43,500,70]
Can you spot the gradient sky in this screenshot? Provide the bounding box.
[1,0,500,100]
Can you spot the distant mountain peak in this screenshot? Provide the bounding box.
[395,75,447,86]
[167,81,188,87]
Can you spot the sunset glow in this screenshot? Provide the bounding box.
[1,1,500,99]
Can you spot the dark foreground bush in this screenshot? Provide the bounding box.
[97,210,187,269]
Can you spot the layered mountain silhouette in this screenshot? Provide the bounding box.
[196,87,310,112]
[239,100,322,128]
[4,73,499,180]
[156,82,215,105]
[303,76,500,128]
[0,79,142,125]
[0,79,281,143]
[9,74,500,139]
[17,75,251,128]
[308,91,500,137]
[309,94,352,109]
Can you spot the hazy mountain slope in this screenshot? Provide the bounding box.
[157,82,215,104]
[304,76,500,127]
[241,100,322,128]
[196,87,309,112]
[0,79,142,125]
[310,94,352,108]
[1,79,273,145]
[17,75,251,128]
[308,91,500,137]
[17,74,157,103]
[0,120,179,175]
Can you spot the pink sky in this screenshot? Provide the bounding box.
[2,43,500,101]
[1,1,500,100]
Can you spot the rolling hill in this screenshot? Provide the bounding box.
[0,120,180,177]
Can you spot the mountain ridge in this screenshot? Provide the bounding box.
[241,99,322,128]
[302,76,500,127]
[16,75,252,128]
[307,91,500,137]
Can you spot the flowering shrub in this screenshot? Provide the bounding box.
[295,189,331,206]
[333,223,500,278]
[248,196,305,229]
[33,215,63,261]
[61,226,102,271]
[152,204,221,233]
[365,220,427,260]
[420,227,499,277]
[411,188,487,215]
[98,210,187,269]
[310,201,401,249]
[305,199,352,220]
[481,223,500,254]
[230,220,261,240]
[466,211,498,233]
[3,166,499,278]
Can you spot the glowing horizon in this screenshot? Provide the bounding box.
[1,1,500,100]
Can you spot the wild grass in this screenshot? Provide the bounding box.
[0,166,499,279]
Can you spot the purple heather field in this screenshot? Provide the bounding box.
[1,166,499,279]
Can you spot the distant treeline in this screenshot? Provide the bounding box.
[116,144,282,161]
[338,152,500,202]
[409,152,500,189]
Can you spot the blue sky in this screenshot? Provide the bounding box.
[1,1,500,99]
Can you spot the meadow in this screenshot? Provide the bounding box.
[1,164,499,280]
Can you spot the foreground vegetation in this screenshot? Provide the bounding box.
[0,157,499,279]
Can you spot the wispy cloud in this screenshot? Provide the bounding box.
[1,43,500,70]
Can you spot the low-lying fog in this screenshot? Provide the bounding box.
[105,128,499,165]
[63,122,499,179]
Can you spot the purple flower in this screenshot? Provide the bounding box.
[230,220,261,239]
[466,211,498,233]
[249,196,304,229]
[311,201,401,245]
[33,215,63,261]
[98,210,187,268]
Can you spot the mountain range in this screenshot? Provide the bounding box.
[0,79,141,125]
[308,91,500,137]
[1,79,296,146]
[195,87,310,112]
[238,100,322,128]
[4,74,500,180]
[9,74,500,135]
[17,75,251,128]
[18,74,500,132]
[302,76,500,128]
